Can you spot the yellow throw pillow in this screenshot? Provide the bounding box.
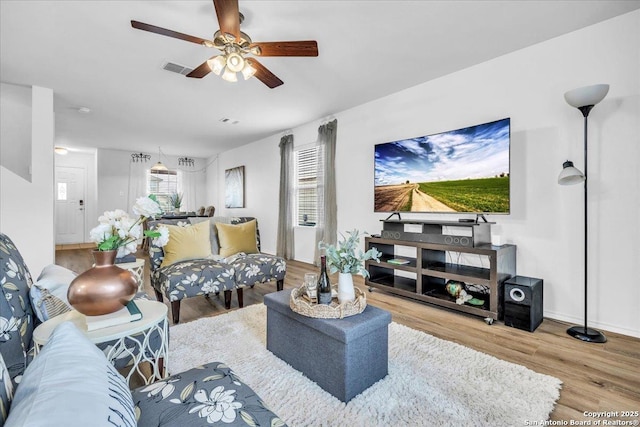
[216,220,259,257]
[161,220,212,267]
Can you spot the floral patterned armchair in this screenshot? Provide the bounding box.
[148,217,285,324]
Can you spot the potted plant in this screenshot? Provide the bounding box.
[318,230,381,303]
[168,192,183,213]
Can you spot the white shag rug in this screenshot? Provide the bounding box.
[169,304,561,427]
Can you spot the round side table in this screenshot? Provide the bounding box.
[117,258,146,292]
[33,299,168,386]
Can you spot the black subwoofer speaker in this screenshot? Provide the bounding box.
[504,276,543,332]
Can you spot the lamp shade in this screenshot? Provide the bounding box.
[558,160,585,185]
[564,84,609,108]
[241,61,257,80]
[207,56,226,76]
[226,52,245,73]
[221,67,238,82]
[150,161,168,172]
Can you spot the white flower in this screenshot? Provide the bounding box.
[0,316,19,341]
[117,241,138,257]
[89,223,113,244]
[140,378,179,400]
[181,274,199,286]
[188,386,242,424]
[152,225,170,247]
[245,265,260,278]
[98,209,127,225]
[132,196,162,218]
[201,279,219,294]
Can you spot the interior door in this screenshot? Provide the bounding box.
[55,166,86,244]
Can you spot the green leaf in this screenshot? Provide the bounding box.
[271,418,286,427]
[144,230,160,238]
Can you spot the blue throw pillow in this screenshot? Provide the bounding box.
[5,322,135,427]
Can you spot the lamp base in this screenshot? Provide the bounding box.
[567,326,607,343]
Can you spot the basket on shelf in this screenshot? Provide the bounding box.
[289,285,367,319]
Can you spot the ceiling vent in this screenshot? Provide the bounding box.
[161,61,194,76]
[219,118,240,125]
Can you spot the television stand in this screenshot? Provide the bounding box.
[365,236,516,320]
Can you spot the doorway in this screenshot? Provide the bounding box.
[55,165,86,244]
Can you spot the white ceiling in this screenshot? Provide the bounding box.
[2,1,639,158]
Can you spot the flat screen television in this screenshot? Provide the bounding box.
[374,118,510,214]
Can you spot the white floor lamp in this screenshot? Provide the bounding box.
[558,83,609,343]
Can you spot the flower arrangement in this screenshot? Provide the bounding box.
[89,195,169,257]
[318,229,381,277]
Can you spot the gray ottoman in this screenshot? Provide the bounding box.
[264,289,391,402]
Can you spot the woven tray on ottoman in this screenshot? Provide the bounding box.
[289,285,366,319]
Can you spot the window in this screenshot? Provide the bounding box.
[57,183,67,201]
[147,169,178,212]
[295,145,323,226]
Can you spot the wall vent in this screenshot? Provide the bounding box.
[161,61,194,76]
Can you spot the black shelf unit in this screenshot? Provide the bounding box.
[365,236,516,320]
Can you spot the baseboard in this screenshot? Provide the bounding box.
[545,310,639,339]
[55,243,95,251]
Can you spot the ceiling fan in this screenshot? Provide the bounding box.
[131,0,318,88]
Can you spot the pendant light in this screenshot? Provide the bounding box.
[150,147,168,173]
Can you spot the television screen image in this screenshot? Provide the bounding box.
[374,118,510,213]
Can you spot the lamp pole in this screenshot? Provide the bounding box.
[561,84,609,343]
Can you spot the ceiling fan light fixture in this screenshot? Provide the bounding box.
[221,67,238,82]
[249,45,261,56]
[241,61,256,80]
[224,33,236,43]
[208,56,226,75]
[226,52,245,72]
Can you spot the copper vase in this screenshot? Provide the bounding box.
[67,250,137,316]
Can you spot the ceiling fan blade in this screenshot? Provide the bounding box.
[250,41,318,57]
[131,20,210,45]
[248,58,283,89]
[186,57,215,78]
[213,0,240,40]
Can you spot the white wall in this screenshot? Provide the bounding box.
[0,85,55,276]
[210,142,281,255]
[210,10,640,337]
[0,83,31,181]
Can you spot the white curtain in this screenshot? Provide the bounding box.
[127,160,148,213]
[314,119,338,264]
[178,169,198,212]
[276,134,295,259]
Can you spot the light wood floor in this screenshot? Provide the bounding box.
[56,248,640,422]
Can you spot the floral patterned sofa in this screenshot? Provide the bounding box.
[148,217,286,323]
[0,232,285,426]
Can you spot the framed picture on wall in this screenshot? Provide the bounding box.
[225,166,245,208]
